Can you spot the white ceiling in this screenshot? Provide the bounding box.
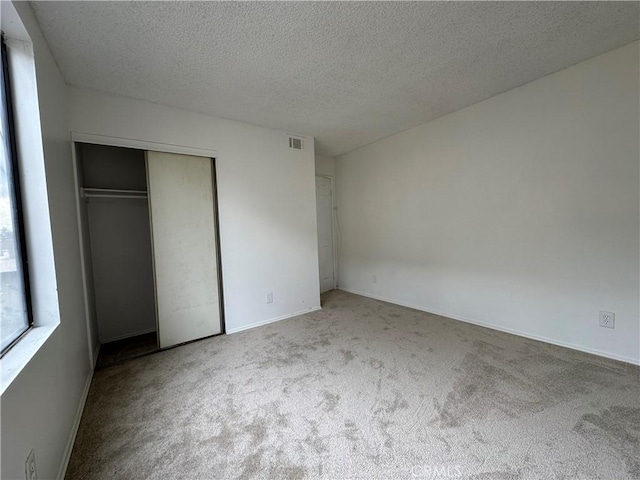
[31,1,638,157]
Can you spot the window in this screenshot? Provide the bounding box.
[0,34,32,355]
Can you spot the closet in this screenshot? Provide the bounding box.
[75,143,223,368]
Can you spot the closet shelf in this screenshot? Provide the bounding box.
[81,187,148,199]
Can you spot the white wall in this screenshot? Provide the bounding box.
[87,198,157,342]
[336,41,640,364]
[1,2,93,479]
[68,87,321,334]
[315,154,335,177]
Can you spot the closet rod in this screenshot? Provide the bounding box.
[82,187,147,194]
[84,193,148,200]
[81,187,148,200]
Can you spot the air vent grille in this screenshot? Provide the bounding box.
[288,136,303,150]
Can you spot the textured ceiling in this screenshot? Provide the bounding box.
[31,1,639,157]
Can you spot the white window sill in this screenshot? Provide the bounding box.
[0,323,58,395]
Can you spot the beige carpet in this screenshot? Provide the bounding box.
[96,332,158,369]
[66,290,640,479]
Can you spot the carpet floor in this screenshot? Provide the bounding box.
[96,332,158,369]
[66,290,640,479]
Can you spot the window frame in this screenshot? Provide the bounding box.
[1,33,34,356]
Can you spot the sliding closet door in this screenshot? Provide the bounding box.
[146,151,221,348]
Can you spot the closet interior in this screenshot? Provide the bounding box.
[76,143,158,367]
[75,142,225,368]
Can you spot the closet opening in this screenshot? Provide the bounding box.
[73,142,225,369]
[76,143,158,368]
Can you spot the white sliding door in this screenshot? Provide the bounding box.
[146,151,221,348]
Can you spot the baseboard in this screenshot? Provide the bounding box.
[100,328,157,344]
[226,306,322,334]
[92,342,101,369]
[338,287,640,366]
[57,369,93,480]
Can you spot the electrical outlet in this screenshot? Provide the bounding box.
[599,311,615,329]
[266,292,274,304]
[25,449,36,480]
[372,274,377,284]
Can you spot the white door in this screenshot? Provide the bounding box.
[146,151,222,348]
[316,176,335,293]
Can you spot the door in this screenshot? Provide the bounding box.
[146,151,222,348]
[316,176,335,293]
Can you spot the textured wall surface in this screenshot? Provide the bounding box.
[31,2,639,156]
[336,42,640,364]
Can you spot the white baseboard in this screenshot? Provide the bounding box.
[57,369,93,480]
[226,306,322,334]
[100,328,157,344]
[338,287,640,366]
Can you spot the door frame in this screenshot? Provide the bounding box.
[71,132,221,368]
[316,174,338,292]
[71,132,218,158]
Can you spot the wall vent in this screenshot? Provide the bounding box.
[288,136,304,150]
